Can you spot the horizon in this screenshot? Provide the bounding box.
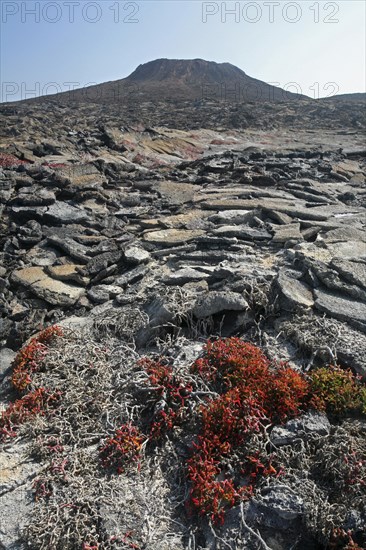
[1,1,365,103]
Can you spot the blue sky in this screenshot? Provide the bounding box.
[1,0,365,102]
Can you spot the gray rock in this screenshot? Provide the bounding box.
[271,223,303,244]
[192,291,248,318]
[314,288,366,332]
[143,229,204,246]
[0,348,16,379]
[193,235,239,247]
[163,268,210,286]
[87,284,121,304]
[26,242,61,267]
[11,266,85,306]
[321,226,366,244]
[55,162,106,188]
[123,245,150,265]
[43,201,89,225]
[114,265,148,287]
[208,209,254,225]
[17,220,43,245]
[10,205,48,222]
[257,485,303,521]
[154,181,196,206]
[0,485,33,548]
[270,411,331,446]
[331,258,366,289]
[275,270,314,311]
[0,447,39,548]
[10,185,55,206]
[212,225,271,241]
[82,250,123,277]
[327,240,366,261]
[136,296,176,347]
[46,235,90,264]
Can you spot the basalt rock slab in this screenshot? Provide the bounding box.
[212,225,271,241]
[270,412,331,446]
[274,270,314,311]
[154,181,196,206]
[314,288,366,332]
[43,201,89,225]
[162,267,210,286]
[330,258,366,289]
[143,228,205,246]
[271,223,303,244]
[45,264,89,286]
[11,266,85,306]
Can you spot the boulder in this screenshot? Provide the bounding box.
[192,291,248,318]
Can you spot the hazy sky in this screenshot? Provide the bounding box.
[1,0,365,102]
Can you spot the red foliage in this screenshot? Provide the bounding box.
[191,338,269,390]
[187,338,311,523]
[11,326,63,392]
[41,162,67,169]
[99,424,145,474]
[33,477,53,501]
[0,388,61,440]
[0,153,29,168]
[139,357,193,440]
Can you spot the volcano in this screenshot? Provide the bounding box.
[20,58,309,104]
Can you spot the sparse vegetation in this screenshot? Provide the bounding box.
[2,329,365,549]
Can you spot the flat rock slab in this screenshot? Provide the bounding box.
[43,201,89,225]
[193,291,248,318]
[163,268,210,285]
[46,264,89,286]
[212,225,271,241]
[327,241,366,260]
[270,412,330,446]
[275,270,314,311]
[143,229,204,246]
[208,210,253,225]
[154,181,196,206]
[321,226,366,243]
[11,186,56,206]
[46,235,90,263]
[331,258,366,289]
[271,223,303,243]
[56,163,106,188]
[201,199,330,221]
[11,266,85,306]
[82,251,123,277]
[314,288,366,331]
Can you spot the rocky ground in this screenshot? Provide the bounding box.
[0,100,365,549]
